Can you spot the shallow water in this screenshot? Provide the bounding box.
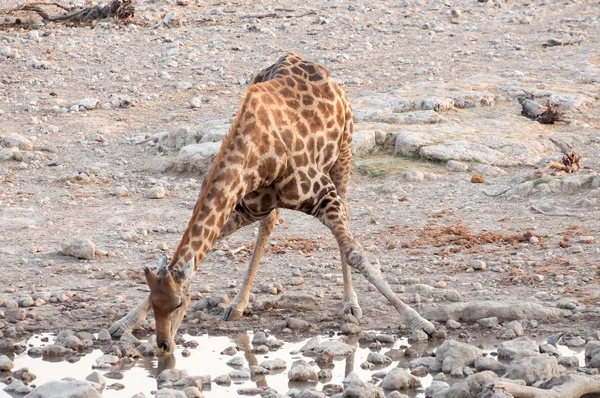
[0,332,586,398]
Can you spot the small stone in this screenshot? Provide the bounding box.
[558,356,580,367]
[446,319,461,329]
[470,260,487,270]
[0,354,14,371]
[408,330,428,343]
[61,239,96,260]
[403,170,425,182]
[287,317,309,330]
[288,360,318,382]
[189,97,202,109]
[565,336,586,347]
[214,374,232,385]
[446,160,468,172]
[147,186,167,199]
[477,317,498,328]
[471,173,485,183]
[501,321,524,338]
[5,308,26,322]
[97,329,111,342]
[380,367,421,390]
[114,186,129,197]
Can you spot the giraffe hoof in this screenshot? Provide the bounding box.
[343,302,363,319]
[108,320,130,337]
[222,305,244,321]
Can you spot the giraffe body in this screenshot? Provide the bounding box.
[109,53,434,354]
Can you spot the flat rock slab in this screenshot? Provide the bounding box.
[422,301,561,323]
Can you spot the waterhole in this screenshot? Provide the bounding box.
[0,332,585,398]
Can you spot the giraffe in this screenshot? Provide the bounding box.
[108,53,435,354]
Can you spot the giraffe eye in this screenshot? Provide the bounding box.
[175,299,183,309]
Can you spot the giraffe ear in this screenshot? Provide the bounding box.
[156,255,168,275]
[179,257,195,281]
[144,265,157,288]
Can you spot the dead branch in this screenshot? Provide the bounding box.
[493,374,600,398]
[529,206,581,219]
[542,38,582,47]
[519,97,568,124]
[0,0,134,22]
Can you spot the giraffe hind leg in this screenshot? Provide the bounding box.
[314,189,435,335]
[223,208,279,321]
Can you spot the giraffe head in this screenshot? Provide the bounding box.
[144,255,195,355]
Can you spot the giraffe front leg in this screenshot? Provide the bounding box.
[108,296,151,337]
[342,256,362,319]
[223,209,279,321]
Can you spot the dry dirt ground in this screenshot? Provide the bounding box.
[0,0,599,346]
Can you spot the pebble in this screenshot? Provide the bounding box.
[147,186,167,199]
[189,97,202,109]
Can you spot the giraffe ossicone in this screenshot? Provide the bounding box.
[109,53,435,354]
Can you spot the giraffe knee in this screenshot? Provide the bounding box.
[347,249,364,269]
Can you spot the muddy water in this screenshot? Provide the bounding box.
[0,332,586,398]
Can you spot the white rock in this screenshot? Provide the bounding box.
[147,186,167,199]
[71,98,99,110]
[177,142,222,173]
[352,130,377,155]
[189,97,202,108]
[24,380,102,398]
[1,133,33,150]
[446,160,469,172]
[61,239,96,260]
[0,354,13,371]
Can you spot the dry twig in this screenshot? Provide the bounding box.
[494,374,600,398]
[0,0,134,22]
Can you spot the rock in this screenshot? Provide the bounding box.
[13,367,36,383]
[342,371,385,398]
[237,387,263,396]
[341,322,361,334]
[229,370,251,380]
[0,354,13,370]
[446,160,469,172]
[157,369,189,384]
[155,389,187,398]
[189,97,202,109]
[420,140,513,166]
[252,331,268,345]
[402,170,424,182]
[1,133,33,150]
[425,381,449,397]
[504,354,559,385]
[288,360,318,382]
[250,365,269,376]
[470,260,487,271]
[477,317,498,328]
[586,341,600,358]
[72,98,99,110]
[446,319,461,329]
[97,329,111,341]
[93,354,119,368]
[408,330,428,343]
[558,356,579,367]
[173,375,210,387]
[422,302,560,323]
[380,368,421,390]
[61,239,96,260]
[287,317,309,330]
[435,340,482,375]
[183,386,203,398]
[300,339,355,357]
[177,142,222,173]
[501,321,524,338]
[5,308,26,322]
[565,336,586,347]
[226,356,244,367]
[24,380,102,398]
[436,371,497,397]
[394,131,435,156]
[260,358,287,370]
[63,335,84,351]
[497,337,540,360]
[214,374,231,385]
[366,352,392,365]
[474,357,506,372]
[0,147,20,161]
[42,345,71,357]
[352,130,377,155]
[86,372,106,390]
[147,186,167,199]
